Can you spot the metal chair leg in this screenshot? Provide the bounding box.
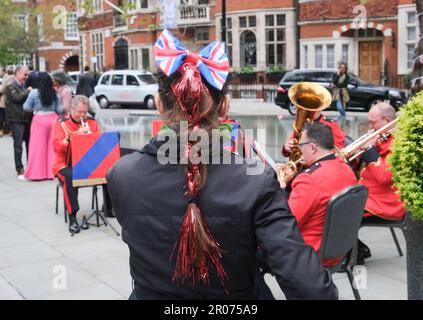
[345,267,361,300]
[55,184,59,214]
[390,227,403,257]
[91,187,95,210]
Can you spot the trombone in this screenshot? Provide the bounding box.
[338,119,397,162]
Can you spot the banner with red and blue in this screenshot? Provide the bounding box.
[71,132,120,187]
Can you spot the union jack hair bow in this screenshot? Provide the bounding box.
[154,29,230,91]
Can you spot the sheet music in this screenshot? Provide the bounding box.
[252,141,277,171]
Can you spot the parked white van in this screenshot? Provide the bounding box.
[95,70,158,109]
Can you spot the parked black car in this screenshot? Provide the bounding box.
[275,69,407,115]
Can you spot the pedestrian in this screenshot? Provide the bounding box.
[76,66,95,98]
[4,65,32,179]
[23,72,63,181]
[106,29,338,300]
[25,65,39,89]
[331,63,350,124]
[0,69,15,137]
[52,71,72,117]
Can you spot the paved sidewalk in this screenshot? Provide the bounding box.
[0,133,406,300]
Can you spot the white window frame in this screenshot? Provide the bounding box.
[91,31,104,71]
[326,44,335,69]
[65,12,79,41]
[265,14,286,67]
[92,0,103,13]
[398,5,418,74]
[314,45,323,68]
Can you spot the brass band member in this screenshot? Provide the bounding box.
[356,102,406,265]
[52,95,99,234]
[282,111,346,158]
[281,122,357,252]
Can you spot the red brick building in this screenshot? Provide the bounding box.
[35,0,80,72]
[77,0,416,88]
[299,0,417,87]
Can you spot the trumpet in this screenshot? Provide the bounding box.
[338,119,397,162]
[80,117,91,134]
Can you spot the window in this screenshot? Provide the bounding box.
[265,14,286,67]
[407,44,415,69]
[342,44,349,64]
[142,49,150,70]
[138,74,156,84]
[282,71,307,82]
[326,45,335,68]
[196,28,209,41]
[101,75,110,85]
[65,12,78,40]
[405,11,418,70]
[239,15,256,29]
[408,12,416,24]
[226,17,232,64]
[140,0,148,8]
[130,48,139,69]
[13,15,27,32]
[315,45,323,68]
[240,31,257,66]
[407,26,416,41]
[128,0,149,10]
[304,45,308,68]
[309,72,332,82]
[92,0,102,12]
[80,35,86,71]
[37,14,44,41]
[111,74,124,85]
[91,31,104,71]
[127,75,139,86]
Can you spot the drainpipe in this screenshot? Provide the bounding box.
[295,0,300,69]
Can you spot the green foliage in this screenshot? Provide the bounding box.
[388,92,423,220]
[238,65,256,75]
[266,65,285,74]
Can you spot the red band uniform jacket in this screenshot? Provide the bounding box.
[282,116,346,157]
[52,117,99,176]
[359,135,405,220]
[288,154,357,251]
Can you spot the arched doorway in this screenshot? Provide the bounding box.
[64,55,79,72]
[114,38,129,70]
[240,31,257,67]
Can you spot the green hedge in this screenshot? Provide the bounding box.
[388,92,423,220]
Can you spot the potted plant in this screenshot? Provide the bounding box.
[236,65,256,81]
[266,65,285,81]
[388,91,423,299]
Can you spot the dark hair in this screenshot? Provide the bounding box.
[157,63,229,284]
[37,72,57,107]
[302,122,334,150]
[84,65,90,72]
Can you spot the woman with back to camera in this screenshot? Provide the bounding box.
[106,30,338,300]
[23,72,62,180]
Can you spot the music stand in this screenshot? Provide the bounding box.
[69,131,121,237]
[71,184,120,237]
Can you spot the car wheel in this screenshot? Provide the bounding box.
[288,102,297,115]
[145,96,156,110]
[98,96,109,109]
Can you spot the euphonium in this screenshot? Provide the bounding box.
[338,118,397,162]
[277,82,332,184]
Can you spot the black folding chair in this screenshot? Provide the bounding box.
[359,212,408,257]
[55,179,99,223]
[318,185,368,300]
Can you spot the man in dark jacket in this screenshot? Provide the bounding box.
[25,65,39,89]
[4,65,32,178]
[76,66,95,98]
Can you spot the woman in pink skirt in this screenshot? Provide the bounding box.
[23,72,63,180]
